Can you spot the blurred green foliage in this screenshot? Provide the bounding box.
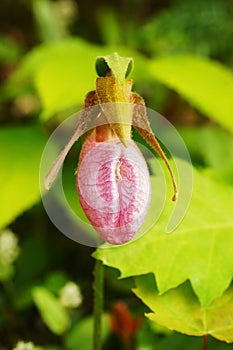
[0,0,233,349]
[138,0,233,61]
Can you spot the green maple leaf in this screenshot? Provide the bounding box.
[94,158,233,308]
[134,274,233,343]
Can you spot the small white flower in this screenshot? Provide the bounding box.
[13,341,35,350]
[0,230,19,265]
[60,281,82,308]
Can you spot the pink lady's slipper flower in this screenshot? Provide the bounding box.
[44,53,178,245]
[76,132,151,245]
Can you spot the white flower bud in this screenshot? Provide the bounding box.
[60,281,82,308]
[13,341,35,350]
[0,230,19,265]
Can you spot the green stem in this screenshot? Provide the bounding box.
[93,259,104,350]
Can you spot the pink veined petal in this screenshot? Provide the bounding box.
[76,136,151,245]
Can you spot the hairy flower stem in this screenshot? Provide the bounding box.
[93,259,104,350]
[203,334,208,350]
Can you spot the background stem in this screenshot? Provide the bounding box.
[93,259,104,350]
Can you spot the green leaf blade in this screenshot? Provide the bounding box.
[0,126,47,229]
[149,55,233,132]
[134,274,233,343]
[32,286,70,335]
[66,314,110,350]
